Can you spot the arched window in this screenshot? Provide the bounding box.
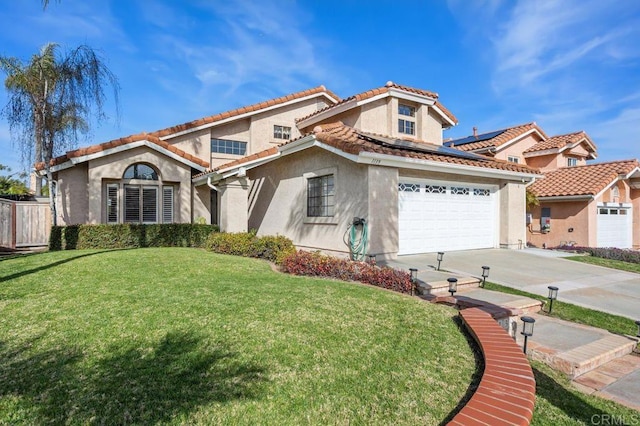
[106,162,174,225]
[123,163,158,180]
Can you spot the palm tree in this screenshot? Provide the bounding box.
[0,43,118,225]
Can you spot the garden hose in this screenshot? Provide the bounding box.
[345,218,368,261]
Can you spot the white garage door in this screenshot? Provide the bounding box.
[597,206,632,248]
[398,180,498,255]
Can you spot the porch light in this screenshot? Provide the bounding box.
[520,316,536,354]
[447,277,458,297]
[409,268,418,296]
[547,286,559,314]
[481,266,490,288]
[437,252,444,271]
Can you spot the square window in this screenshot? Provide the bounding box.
[307,175,335,217]
[567,158,578,167]
[398,119,415,135]
[507,156,520,164]
[274,125,291,140]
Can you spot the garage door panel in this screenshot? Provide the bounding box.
[597,207,632,248]
[398,180,498,255]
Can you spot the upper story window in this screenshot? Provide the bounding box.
[123,163,158,180]
[398,104,416,136]
[307,174,335,217]
[507,156,520,164]
[567,157,578,167]
[211,139,247,156]
[273,125,291,140]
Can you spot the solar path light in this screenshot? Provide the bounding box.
[547,286,559,314]
[409,268,418,296]
[520,316,536,354]
[447,277,458,298]
[437,252,444,271]
[481,266,490,288]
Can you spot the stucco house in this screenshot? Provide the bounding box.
[448,125,640,249]
[39,82,541,258]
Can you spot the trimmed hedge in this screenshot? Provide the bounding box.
[282,250,412,294]
[204,232,296,265]
[557,245,640,264]
[49,224,219,250]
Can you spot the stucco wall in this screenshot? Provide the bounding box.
[87,147,194,224]
[632,188,640,249]
[167,128,210,162]
[248,147,368,256]
[499,182,527,249]
[527,200,591,247]
[55,163,89,226]
[367,166,399,257]
[495,134,544,164]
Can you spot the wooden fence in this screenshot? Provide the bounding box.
[0,199,51,249]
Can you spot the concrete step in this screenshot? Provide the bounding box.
[415,276,481,296]
[514,314,638,378]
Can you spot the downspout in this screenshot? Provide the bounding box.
[206,176,219,192]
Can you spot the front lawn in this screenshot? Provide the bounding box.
[0,248,475,425]
[566,255,640,274]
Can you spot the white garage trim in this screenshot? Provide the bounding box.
[596,204,632,248]
[398,178,499,255]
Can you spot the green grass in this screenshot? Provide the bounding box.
[0,248,476,425]
[483,282,636,337]
[532,361,640,425]
[566,255,640,274]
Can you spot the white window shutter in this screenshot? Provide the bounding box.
[162,186,174,223]
[107,184,119,223]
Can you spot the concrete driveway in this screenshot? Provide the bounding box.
[393,248,640,320]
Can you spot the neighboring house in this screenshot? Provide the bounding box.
[448,125,640,249]
[39,82,541,258]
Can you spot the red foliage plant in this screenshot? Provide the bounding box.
[281,250,412,294]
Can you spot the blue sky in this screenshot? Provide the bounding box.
[1,0,639,174]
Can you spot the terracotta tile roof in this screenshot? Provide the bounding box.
[201,122,540,177]
[152,86,340,138]
[451,122,547,152]
[523,130,596,154]
[529,159,640,197]
[35,132,210,171]
[296,81,458,126]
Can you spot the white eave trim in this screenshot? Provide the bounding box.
[39,140,207,175]
[160,92,339,140]
[358,151,540,182]
[431,104,456,127]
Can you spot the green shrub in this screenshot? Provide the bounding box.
[204,232,295,264]
[555,245,640,264]
[49,224,219,250]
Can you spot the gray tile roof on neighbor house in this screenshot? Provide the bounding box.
[446,122,547,152]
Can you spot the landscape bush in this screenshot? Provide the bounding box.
[204,232,296,265]
[281,250,412,294]
[555,245,640,264]
[49,223,219,250]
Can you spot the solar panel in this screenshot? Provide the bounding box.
[449,129,505,146]
[357,132,489,161]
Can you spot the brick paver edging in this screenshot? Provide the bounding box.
[448,307,536,426]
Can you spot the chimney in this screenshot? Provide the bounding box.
[473,126,478,139]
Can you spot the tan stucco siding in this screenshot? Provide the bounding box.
[167,128,210,162]
[367,166,399,257]
[499,182,527,249]
[632,188,640,249]
[527,200,591,247]
[496,134,543,163]
[525,155,555,171]
[248,147,368,255]
[87,147,193,224]
[193,184,211,224]
[55,163,89,226]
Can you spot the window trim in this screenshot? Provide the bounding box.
[303,167,338,224]
[211,138,248,156]
[507,156,520,164]
[567,157,578,167]
[273,124,292,140]
[398,118,415,135]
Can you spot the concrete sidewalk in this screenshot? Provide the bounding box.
[389,249,640,320]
